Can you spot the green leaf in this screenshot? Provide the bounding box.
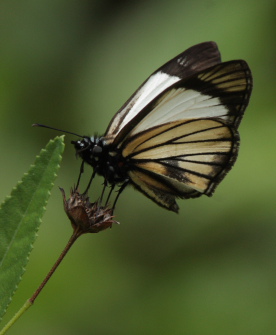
[0,136,65,321]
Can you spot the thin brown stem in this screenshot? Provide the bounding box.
[0,228,83,335]
[29,228,82,304]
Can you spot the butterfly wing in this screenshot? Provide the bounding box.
[104,42,221,140]
[122,119,239,212]
[114,60,252,145]
[119,61,252,212]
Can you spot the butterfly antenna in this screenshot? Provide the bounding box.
[32,123,84,138]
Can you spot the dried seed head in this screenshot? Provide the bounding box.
[60,187,118,234]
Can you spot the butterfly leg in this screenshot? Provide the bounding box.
[105,184,115,206]
[112,180,129,211]
[76,160,85,190]
[83,169,96,195]
[99,178,109,205]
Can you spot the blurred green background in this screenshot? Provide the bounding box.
[0,0,275,334]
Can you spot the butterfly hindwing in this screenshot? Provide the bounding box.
[123,119,239,212]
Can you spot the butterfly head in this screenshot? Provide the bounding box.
[72,135,104,166]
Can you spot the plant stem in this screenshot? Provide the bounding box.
[30,229,81,303]
[0,300,32,335]
[0,229,81,335]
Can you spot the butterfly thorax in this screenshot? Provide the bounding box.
[72,136,129,184]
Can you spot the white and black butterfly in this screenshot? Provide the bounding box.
[36,42,253,212]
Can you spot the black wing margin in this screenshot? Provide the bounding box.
[158,41,221,79]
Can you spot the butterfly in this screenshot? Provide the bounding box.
[36,42,252,213]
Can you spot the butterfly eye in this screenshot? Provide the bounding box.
[92,145,103,155]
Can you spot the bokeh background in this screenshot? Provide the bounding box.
[1,0,275,334]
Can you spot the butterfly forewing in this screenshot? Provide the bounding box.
[117,60,251,141]
[105,42,221,140]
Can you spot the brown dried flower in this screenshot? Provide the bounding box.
[60,187,118,234]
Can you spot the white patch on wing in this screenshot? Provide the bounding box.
[177,56,188,66]
[106,71,180,136]
[129,88,229,136]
